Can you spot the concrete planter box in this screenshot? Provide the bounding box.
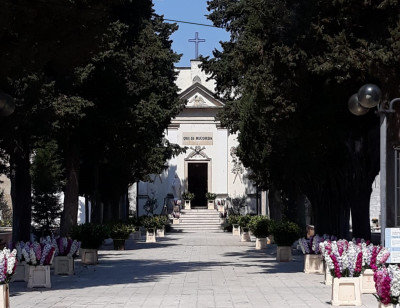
[331,277,362,306]
[207,200,215,209]
[27,265,51,288]
[232,224,240,236]
[173,218,180,225]
[360,268,376,294]
[304,254,324,274]
[184,200,191,209]
[11,261,28,282]
[113,239,126,250]
[146,229,156,243]
[325,263,333,285]
[156,228,165,238]
[276,246,292,262]
[255,238,267,249]
[0,284,9,308]
[241,228,251,242]
[80,248,98,265]
[54,256,74,275]
[379,304,399,308]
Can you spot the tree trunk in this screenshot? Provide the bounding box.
[60,142,80,236]
[10,139,32,242]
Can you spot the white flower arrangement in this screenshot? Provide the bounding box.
[0,248,17,284]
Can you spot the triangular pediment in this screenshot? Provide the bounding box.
[179,82,224,108]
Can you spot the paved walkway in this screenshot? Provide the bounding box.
[10,230,379,308]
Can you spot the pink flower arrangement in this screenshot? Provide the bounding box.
[361,243,390,270]
[320,240,363,278]
[0,248,17,284]
[374,265,400,306]
[17,241,55,266]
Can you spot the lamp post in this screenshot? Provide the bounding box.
[348,84,400,245]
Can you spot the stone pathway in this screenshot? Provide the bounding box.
[9,231,379,308]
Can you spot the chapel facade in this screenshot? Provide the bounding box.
[135,60,259,216]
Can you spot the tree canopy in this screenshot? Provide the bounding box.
[203,0,400,238]
[0,0,184,240]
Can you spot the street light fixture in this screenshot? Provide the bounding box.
[349,83,400,245]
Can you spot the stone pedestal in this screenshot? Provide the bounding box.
[256,238,267,249]
[184,200,191,210]
[11,261,28,282]
[331,277,362,306]
[360,269,376,294]
[276,246,292,262]
[27,265,51,288]
[241,229,251,242]
[232,224,240,236]
[207,200,214,209]
[80,248,98,265]
[325,263,333,285]
[156,228,165,237]
[304,254,324,274]
[173,218,180,225]
[54,256,74,275]
[0,284,9,308]
[146,229,156,243]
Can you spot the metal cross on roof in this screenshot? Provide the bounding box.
[188,32,205,59]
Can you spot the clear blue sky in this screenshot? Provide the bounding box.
[153,0,230,67]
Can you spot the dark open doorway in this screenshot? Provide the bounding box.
[188,162,208,208]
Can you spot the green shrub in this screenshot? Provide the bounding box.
[237,214,252,229]
[205,192,217,200]
[182,192,195,200]
[228,214,240,225]
[109,222,132,240]
[270,219,301,246]
[249,215,270,238]
[70,223,110,249]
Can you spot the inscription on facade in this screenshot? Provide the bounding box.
[182,132,213,145]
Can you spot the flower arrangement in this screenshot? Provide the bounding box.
[17,241,56,266]
[0,248,17,284]
[374,265,400,306]
[39,236,81,258]
[320,240,364,278]
[205,192,217,200]
[361,243,390,270]
[182,192,195,201]
[298,234,337,254]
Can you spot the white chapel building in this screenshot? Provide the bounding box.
[135,60,259,216]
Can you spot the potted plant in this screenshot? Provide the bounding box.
[49,236,80,275]
[205,192,217,209]
[298,234,326,274]
[238,214,252,242]
[12,242,29,282]
[141,216,159,243]
[70,223,109,265]
[228,215,240,236]
[128,216,142,240]
[0,248,16,307]
[182,192,195,209]
[155,215,169,237]
[249,215,270,249]
[270,219,300,262]
[22,241,56,288]
[109,222,132,250]
[320,239,365,306]
[374,265,400,308]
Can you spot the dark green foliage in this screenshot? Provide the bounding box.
[31,141,64,237]
[203,0,400,238]
[270,219,301,247]
[0,190,12,227]
[237,214,252,229]
[249,215,270,238]
[70,223,110,249]
[108,222,132,240]
[227,214,240,225]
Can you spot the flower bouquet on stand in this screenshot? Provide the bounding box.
[48,237,80,275]
[320,240,363,306]
[0,248,17,308]
[374,265,400,308]
[360,243,390,294]
[23,241,56,288]
[298,234,335,274]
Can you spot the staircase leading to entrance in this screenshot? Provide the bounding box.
[172,209,222,232]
